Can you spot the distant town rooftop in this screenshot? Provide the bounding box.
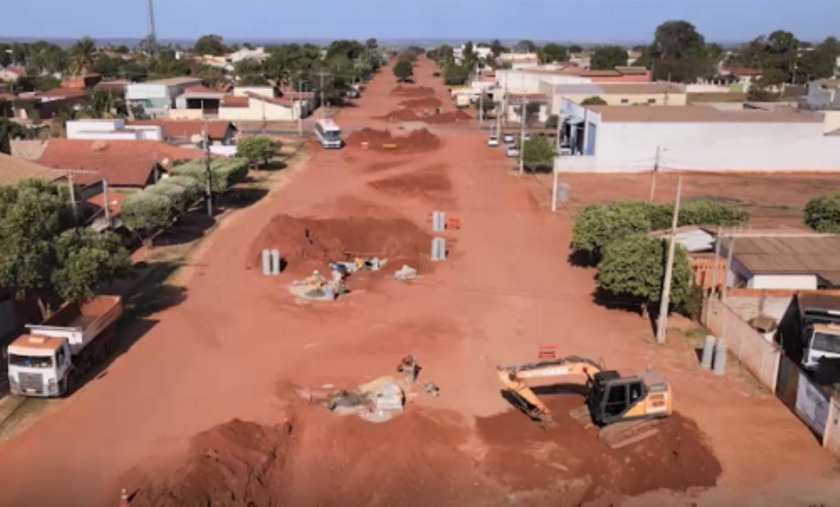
[145,77,204,86]
[587,105,821,123]
[726,235,840,285]
[553,82,685,95]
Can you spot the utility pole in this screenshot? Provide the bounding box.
[655,176,683,345]
[298,77,304,137]
[67,172,77,225]
[519,97,527,175]
[102,179,111,224]
[203,123,213,217]
[318,70,329,119]
[649,145,661,203]
[722,233,736,299]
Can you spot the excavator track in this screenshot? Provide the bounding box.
[597,419,661,450]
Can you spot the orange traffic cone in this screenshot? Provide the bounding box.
[119,488,130,507]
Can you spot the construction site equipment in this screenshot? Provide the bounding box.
[497,355,673,449]
[398,355,420,383]
[778,292,840,370]
[393,265,418,281]
[701,335,716,369]
[431,211,446,232]
[431,237,446,261]
[329,257,387,274]
[7,296,122,398]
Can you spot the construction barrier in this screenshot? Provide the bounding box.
[703,297,781,391]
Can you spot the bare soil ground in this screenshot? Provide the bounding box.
[0,56,838,507]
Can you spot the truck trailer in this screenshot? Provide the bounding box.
[7,295,122,397]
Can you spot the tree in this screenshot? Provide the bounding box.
[590,46,629,70]
[326,40,365,61]
[516,40,538,53]
[542,43,568,63]
[50,229,130,302]
[393,60,413,82]
[172,158,249,193]
[522,136,555,169]
[146,183,189,214]
[442,63,469,85]
[0,119,29,154]
[568,44,583,54]
[597,235,693,314]
[121,192,175,246]
[490,39,507,57]
[70,36,97,75]
[804,194,840,233]
[195,64,227,89]
[161,175,203,204]
[429,44,454,65]
[544,114,559,129]
[581,96,607,105]
[194,34,226,56]
[653,21,706,59]
[817,36,840,60]
[236,135,279,169]
[572,201,654,257]
[795,49,836,83]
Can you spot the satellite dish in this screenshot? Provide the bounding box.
[160,157,171,167]
[190,134,204,145]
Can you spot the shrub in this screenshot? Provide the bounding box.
[677,198,749,227]
[804,193,840,233]
[146,183,189,213]
[236,135,279,168]
[121,192,174,245]
[172,158,249,193]
[160,175,203,203]
[572,201,654,256]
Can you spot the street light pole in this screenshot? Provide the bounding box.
[519,98,527,175]
[655,176,683,344]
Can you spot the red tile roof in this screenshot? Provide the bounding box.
[184,85,222,94]
[36,88,88,99]
[221,95,249,107]
[0,152,62,184]
[94,80,129,91]
[87,190,127,217]
[126,119,235,140]
[725,66,762,77]
[61,74,101,89]
[36,139,208,187]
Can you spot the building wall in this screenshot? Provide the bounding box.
[218,99,296,121]
[167,109,206,120]
[546,91,687,114]
[497,70,589,94]
[233,86,275,98]
[749,274,818,290]
[126,83,169,101]
[555,114,840,172]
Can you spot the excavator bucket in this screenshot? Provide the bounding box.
[597,419,660,450]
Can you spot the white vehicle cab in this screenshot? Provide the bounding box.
[487,135,500,147]
[314,119,343,149]
[505,145,520,158]
[503,133,515,144]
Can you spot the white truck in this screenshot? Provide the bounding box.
[778,292,840,370]
[7,295,122,397]
[455,95,470,108]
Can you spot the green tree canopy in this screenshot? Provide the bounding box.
[236,135,280,168]
[194,34,227,56]
[597,235,693,310]
[121,192,175,246]
[0,119,30,154]
[50,229,130,302]
[393,59,413,82]
[581,96,607,105]
[804,194,840,233]
[542,43,568,63]
[544,114,559,129]
[442,63,469,85]
[572,201,654,256]
[70,37,97,75]
[490,39,507,57]
[653,20,706,59]
[516,40,538,53]
[522,136,555,169]
[590,46,629,70]
[568,44,584,54]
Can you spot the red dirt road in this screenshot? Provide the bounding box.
[0,57,837,507]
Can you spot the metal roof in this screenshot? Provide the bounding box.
[727,236,840,285]
[589,105,822,123]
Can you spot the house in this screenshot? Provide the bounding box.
[227,46,269,64]
[699,66,762,93]
[66,119,164,141]
[720,235,840,290]
[541,82,687,114]
[453,44,493,64]
[505,93,550,123]
[35,139,208,188]
[803,79,840,111]
[126,77,204,118]
[170,85,225,118]
[495,66,651,98]
[553,99,840,172]
[215,86,314,121]
[0,66,26,82]
[0,152,62,184]
[61,74,103,89]
[126,119,238,146]
[498,52,540,70]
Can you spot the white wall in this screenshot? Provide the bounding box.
[66,120,163,141]
[218,98,296,121]
[233,86,275,98]
[556,118,840,172]
[167,109,205,120]
[496,70,589,94]
[126,83,168,101]
[749,274,818,290]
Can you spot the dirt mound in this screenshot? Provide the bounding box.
[475,394,722,503]
[369,163,454,206]
[248,215,432,272]
[391,85,435,96]
[132,419,293,507]
[376,109,421,122]
[345,128,440,154]
[399,97,442,109]
[426,110,472,124]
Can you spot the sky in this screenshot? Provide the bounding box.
[2,0,840,43]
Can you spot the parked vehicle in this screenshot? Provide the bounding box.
[346,89,360,98]
[487,135,500,147]
[7,296,122,397]
[522,132,531,141]
[503,133,515,144]
[455,95,470,108]
[314,118,343,149]
[778,292,840,370]
[506,145,520,158]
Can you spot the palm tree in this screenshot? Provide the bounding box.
[70,37,96,75]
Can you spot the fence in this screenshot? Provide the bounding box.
[703,297,782,391]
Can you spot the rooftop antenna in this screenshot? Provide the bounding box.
[146,0,158,57]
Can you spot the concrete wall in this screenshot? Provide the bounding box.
[126,83,168,101]
[749,274,818,290]
[218,99,296,121]
[167,109,206,120]
[555,117,840,172]
[806,84,837,109]
[496,70,589,94]
[233,86,275,98]
[686,84,732,93]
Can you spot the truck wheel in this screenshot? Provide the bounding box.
[63,372,78,397]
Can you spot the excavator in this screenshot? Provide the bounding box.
[497,355,673,449]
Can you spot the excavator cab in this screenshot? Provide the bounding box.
[587,370,671,426]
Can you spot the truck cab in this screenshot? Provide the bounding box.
[802,323,840,369]
[8,335,74,397]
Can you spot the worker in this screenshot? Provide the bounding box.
[310,270,322,288]
[354,257,365,270]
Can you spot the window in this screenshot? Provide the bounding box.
[647,98,657,104]
[9,354,53,368]
[620,98,629,104]
[605,384,628,417]
[56,348,66,367]
[629,381,643,402]
[812,332,840,353]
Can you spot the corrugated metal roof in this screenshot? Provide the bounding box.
[552,83,604,95]
[729,236,840,285]
[589,105,822,123]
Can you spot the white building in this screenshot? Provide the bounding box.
[721,235,840,290]
[215,86,314,121]
[227,47,268,64]
[540,82,688,115]
[126,77,203,118]
[553,99,840,172]
[498,52,540,70]
[65,119,164,141]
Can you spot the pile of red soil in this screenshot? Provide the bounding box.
[426,110,472,124]
[132,419,293,507]
[369,163,454,206]
[376,109,421,122]
[399,97,442,109]
[247,214,432,272]
[391,85,435,96]
[345,128,440,154]
[475,394,722,503]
